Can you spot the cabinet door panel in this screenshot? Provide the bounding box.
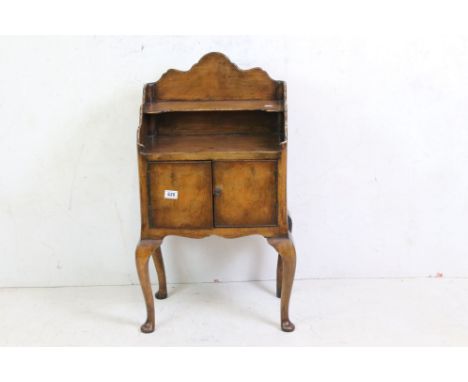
[148,161,213,228]
[213,160,277,227]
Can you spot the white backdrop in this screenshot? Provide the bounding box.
[1,35,468,287]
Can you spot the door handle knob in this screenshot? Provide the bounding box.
[214,186,222,197]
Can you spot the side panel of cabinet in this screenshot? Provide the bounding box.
[213,160,278,227]
[147,161,213,229]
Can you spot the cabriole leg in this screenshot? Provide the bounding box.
[135,239,162,333]
[275,214,293,299]
[267,233,297,332]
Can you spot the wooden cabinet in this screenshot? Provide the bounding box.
[135,53,297,333]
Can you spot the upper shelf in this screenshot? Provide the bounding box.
[143,100,284,114]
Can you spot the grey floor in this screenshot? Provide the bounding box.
[1,278,467,346]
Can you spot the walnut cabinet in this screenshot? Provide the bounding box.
[135,52,297,333]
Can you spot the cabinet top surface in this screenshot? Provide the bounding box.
[140,133,281,161]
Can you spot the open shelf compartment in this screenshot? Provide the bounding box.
[138,110,284,161]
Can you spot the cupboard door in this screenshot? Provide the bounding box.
[147,161,213,228]
[213,160,277,227]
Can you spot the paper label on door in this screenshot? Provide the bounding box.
[164,190,178,199]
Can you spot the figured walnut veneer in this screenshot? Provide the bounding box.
[135,52,297,333]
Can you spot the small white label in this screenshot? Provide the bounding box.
[164,190,178,199]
